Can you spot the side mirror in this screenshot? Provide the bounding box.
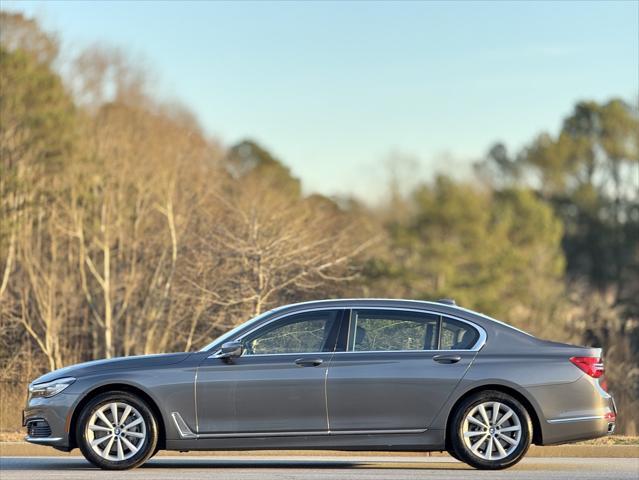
[215,341,243,360]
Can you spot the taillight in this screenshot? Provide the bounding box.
[570,356,604,378]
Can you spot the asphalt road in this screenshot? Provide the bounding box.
[1,456,638,480]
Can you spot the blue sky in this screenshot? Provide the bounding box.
[7,1,639,199]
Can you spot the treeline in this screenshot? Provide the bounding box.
[1,12,637,434]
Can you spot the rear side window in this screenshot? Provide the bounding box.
[440,317,480,350]
[348,310,481,351]
[350,310,440,351]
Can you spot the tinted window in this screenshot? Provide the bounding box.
[440,317,479,350]
[243,310,340,355]
[350,310,440,351]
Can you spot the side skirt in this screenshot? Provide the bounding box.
[167,411,446,451]
[165,430,446,452]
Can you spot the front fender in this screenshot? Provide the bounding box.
[66,363,198,445]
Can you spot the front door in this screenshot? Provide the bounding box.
[196,309,344,435]
[326,309,480,432]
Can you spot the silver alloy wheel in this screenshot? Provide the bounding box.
[462,401,522,461]
[86,401,147,461]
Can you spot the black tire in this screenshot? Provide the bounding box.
[76,391,158,470]
[450,390,532,470]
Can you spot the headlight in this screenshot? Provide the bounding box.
[29,377,76,398]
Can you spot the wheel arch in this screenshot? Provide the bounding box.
[445,383,544,447]
[68,383,166,450]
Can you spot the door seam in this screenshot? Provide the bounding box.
[428,349,481,429]
[324,366,330,432]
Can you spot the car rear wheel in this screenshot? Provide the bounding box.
[450,390,532,469]
[76,391,158,470]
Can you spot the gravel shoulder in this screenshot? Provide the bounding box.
[1,442,638,458]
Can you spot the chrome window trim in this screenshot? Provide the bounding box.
[206,306,486,356]
[333,348,481,355]
[254,298,533,339]
[217,351,336,358]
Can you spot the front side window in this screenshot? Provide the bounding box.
[350,310,440,351]
[243,310,341,355]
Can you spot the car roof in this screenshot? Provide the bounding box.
[276,298,535,338]
[277,298,476,315]
[200,298,538,353]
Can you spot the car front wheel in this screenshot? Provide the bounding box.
[76,391,158,470]
[450,390,532,470]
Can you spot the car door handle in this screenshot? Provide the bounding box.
[295,358,324,367]
[433,354,462,364]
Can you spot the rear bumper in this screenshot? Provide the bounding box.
[542,395,616,445]
[543,415,615,445]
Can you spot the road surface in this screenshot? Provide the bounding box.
[1,455,637,479]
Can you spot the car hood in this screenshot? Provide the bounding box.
[31,352,193,385]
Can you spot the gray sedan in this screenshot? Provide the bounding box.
[23,299,617,470]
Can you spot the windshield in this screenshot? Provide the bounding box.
[198,308,279,352]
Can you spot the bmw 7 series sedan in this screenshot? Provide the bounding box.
[24,298,617,470]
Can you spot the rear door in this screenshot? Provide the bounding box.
[326,308,482,432]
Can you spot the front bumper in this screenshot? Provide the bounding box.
[23,392,77,450]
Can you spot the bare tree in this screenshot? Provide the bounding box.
[182,176,377,344]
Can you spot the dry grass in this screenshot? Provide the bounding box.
[1,431,23,442]
[0,384,27,433]
[578,435,639,446]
